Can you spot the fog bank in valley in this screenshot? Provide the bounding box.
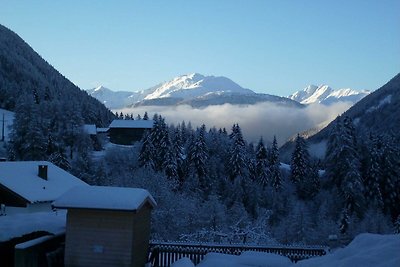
[119,102,352,145]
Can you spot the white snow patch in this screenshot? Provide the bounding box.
[197,251,292,267]
[280,163,291,171]
[83,124,96,135]
[0,211,66,242]
[294,233,400,267]
[15,235,55,249]
[308,140,327,159]
[171,257,195,267]
[176,234,400,267]
[109,119,154,129]
[367,95,392,113]
[53,186,157,211]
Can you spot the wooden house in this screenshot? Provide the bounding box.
[52,186,157,267]
[0,161,87,215]
[108,119,153,145]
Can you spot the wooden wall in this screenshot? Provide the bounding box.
[64,208,151,267]
[109,128,148,145]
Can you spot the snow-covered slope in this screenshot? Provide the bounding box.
[289,85,370,105]
[88,73,300,109]
[143,73,254,100]
[86,86,139,110]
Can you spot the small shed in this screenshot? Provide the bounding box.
[108,119,153,145]
[52,186,157,267]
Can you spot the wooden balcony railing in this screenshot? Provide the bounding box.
[148,241,328,267]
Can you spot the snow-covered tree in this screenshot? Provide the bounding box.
[325,116,365,217]
[188,124,208,190]
[138,131,155,169]
[380,136,400,218]
[227,124,247,181]
[163,135,178,182]
[290,134,309,185]
[269,136,282,191]
[48,149,71,171]
[364,136,384,209]
[255,137,269,186]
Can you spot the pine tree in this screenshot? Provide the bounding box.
[227,124,247,181]
[308,163,321,198]
[290,134,309,185]
[339,207,350,234]
[255,137,268,186]
[364,136,384,209]
[164,136,178,182]
[46,134,56,156]
[173,127,185,184]
[48,149,71,171]
[395,215,400,234]
[143,111,149,120]
[325,116,365,217]
[188,124,209,189]
[149,115,168,170]
[138,132,155,169]
[269,136,282,191]
[380,135,400,218]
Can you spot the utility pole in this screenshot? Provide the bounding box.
[1,113,4,142]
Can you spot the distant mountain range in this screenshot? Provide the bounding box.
[280,73,400,162]
[87,73,301,109]
[88,74,369,110]
[288,84,370,105]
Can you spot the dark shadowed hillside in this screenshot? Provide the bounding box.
[0,24,113,126]
[0,24,114,160]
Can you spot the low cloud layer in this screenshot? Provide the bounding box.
[119,102,352,145]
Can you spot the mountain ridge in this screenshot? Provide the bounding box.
[289,84,370,105]
[280,73,400,162]
[88,73,301,109]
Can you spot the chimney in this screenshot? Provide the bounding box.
[38,165,48,180]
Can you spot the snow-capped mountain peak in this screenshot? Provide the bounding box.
[93,85,108,92]
[143,73,253,100]
[87,73,300,109]
[289,84,370,105]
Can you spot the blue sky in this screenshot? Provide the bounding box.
[1,1,399,95]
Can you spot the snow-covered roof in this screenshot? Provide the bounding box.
[83,124,97,135]
[52,186,157,211]
[109,119,154,129]
[96,127,109,133]
[0,161,88,204]
[0,210,66,242]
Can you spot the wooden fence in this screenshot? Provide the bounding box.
[148,241,328,266]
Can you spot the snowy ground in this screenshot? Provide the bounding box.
[171,233,400,267]
[0,210,66,242]
[91,139,139,161]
